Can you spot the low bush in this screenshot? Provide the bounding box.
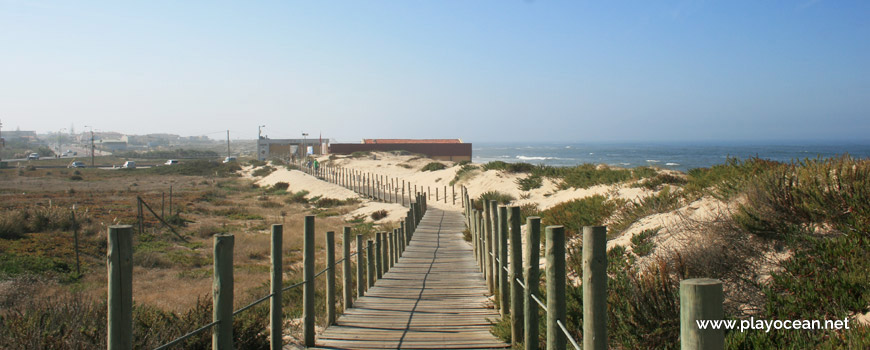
[284,190,309,204]
[539,195,615,238]
[632,173,687,190]
[69,175,83,181]
[251,166,276,177]
[145,160,241,177]
[516,174,543,191]
[630,227,660,257]
[472,191,516,211]
[482,161,535,173]
[609,186,682,236]
[271,182,289,191]
[371,210,388,221]
[421,162,447,172]
[314,197,360,208]
[449,164,477,185]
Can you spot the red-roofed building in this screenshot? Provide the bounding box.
[363,139,462,144]
[331,139,471,161]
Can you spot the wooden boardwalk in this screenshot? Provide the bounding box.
[313,208,508,350]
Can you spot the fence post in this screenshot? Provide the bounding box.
[375,232,383,280]
[680,279,724,350]
[214,233,235,350]
[356,234,365,297]
[367,240,375,288]
[107,225,133,350]
[343,227,353,311]
[490,200,499,296]
[483,202,494,292]
[509,206,524,344]
[382,231,389,273]
[270,225,283,350]
[583,226,608,350]
[326,231,336,325]
[545,226,566,350]
[498,205,509,317]
[303,216,315,347]
[400,221,406,253]
[444,186,447,203]
[524,217,541,350]
[388,230,395,269]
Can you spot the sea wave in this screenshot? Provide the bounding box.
[517,156,556,160]
[665,162,680,166]
[646,159,660,163]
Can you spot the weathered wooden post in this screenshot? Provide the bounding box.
[583,226,608,350]
[436,187,439,202]
[107,225,133,350]
[388,230,395,269]
[490,200,499,296]
[213,233,235,350]
[409,204,417,234]
[546,226,566,350]
[444,186,447,203]
[483,202,494,292]
[270,225,283,350]
[498,205,509,316]
[400,221,407,252]
[509,206,524,344]
[375,232,383,280]
[303,216,316,347]
[382,231,389,272]
[367,240,375,288]
[680,279,725,350]
[343,227,353,311]
[326,231,336,325]
[452,184,455,205]
[524,217,541,350]
[357,234,365,297]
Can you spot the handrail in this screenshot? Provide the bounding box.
[557,320,581,350]
[153,320,220,350]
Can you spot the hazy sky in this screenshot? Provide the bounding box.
[1,1,868,143]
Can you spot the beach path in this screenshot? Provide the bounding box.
[312,207,508,349]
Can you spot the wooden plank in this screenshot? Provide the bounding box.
[315,208,508,350]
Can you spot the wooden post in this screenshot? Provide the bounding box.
[402,180,406,206]
[270,225,283,350]
[436,187,439,202]
[680,279,725,350]
[453,185,455,205]
[382,232,389,273]
[357,234,365,297]
[343,227,353,310]
[213,233,234,350]
[524,217,541,350]
[375,232,383,280]
[498,205,509,317]
[107,225,133,350]
[71,209,81,276]
[490,200,499,296]
[545,226,566,350]
[388,231,395,269]
[326,231,336,325]
[444,186,447,203]
[400,221,407,252]
[483,201,493,292]
[583,226,607,350]
[302,215,315,347]
[509,206,524,344]
[169,185,173,215]
[366,240,375,288]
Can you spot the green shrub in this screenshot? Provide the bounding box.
[449,164,477,185]
[251,166,276,177]
[516,174,543,191]
[271,182,289,191]
[145,160,241,177]
[472,191,516,210]
[683,157,782,200]
[314,197,360,208]
[630,228,660,257]
[421,162,447,172]
[609,186,682,236]
[350,151,370,158]
[539,195,615,238]
[248,159,266,167]
[284,190,309,204]
[69,175,83,181]
[482,161,535,173]
[632,173,687,190]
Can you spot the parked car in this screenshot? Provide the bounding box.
[68,161,86,168]
[165,159,179,165]
[222,156,237,163]
[27,153,40,160]
[122,161,136,169]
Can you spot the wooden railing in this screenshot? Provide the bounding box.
[459,186,725,350]
[106,193,428,349]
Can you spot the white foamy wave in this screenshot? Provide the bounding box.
[517,156,555,160]
[646,159,660,163]
[665,162,680,166]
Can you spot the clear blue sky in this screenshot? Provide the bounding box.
[1,1,868,143]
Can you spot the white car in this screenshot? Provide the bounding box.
[223,156,237,163]
[165,159,179,165]
[68,161,86,168]
[122,161,136,169]
[27,153,40,160]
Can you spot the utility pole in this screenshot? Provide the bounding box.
[0,119,4,162]
[91,130,95,167]
[226,130,230,158]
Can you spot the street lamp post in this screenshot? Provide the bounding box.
[302,132,309,162]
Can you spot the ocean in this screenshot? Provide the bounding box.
[472,142,870,172]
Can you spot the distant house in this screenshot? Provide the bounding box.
[99,136,128,152]
[331,139,471,161]
[257,137,330,161]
